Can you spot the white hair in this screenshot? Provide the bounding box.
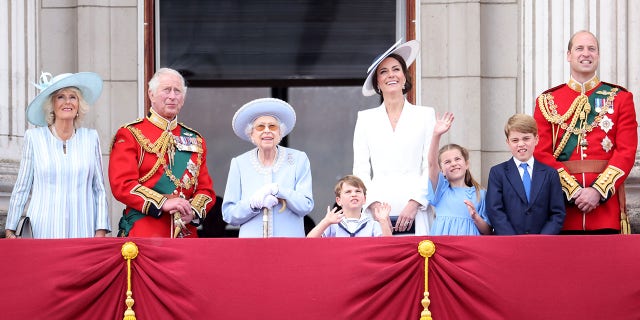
[244,116,287,145]
[148,67,188,96]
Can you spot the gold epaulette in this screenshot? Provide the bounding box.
[592,165,624,200]
[558,168,581,201]
[178,122,203,138]
[190,194,214,219]
[122,118,144,129]
[601,81,628,92]
[542,83,565,94]
[110,118,144,152]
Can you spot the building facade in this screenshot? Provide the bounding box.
[1,0,639,234]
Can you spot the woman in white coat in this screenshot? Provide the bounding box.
[353,40,436,235]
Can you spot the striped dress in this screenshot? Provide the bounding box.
[6,126,110,238]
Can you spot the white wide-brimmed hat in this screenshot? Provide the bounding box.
[26,72,103,127]
[362,39,420,96]
[232,98,296,142]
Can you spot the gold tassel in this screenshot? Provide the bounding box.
[121,242,139,320]
[620,211,631,235]
[418,240,436,320]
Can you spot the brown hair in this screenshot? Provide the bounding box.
[438,144,483,202]
[334,175,367,197]
[371,53,413,97]
[504,114,538,138]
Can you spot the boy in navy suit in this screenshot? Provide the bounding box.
[486,114,566,234]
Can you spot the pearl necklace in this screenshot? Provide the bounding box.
[50,125,75,154]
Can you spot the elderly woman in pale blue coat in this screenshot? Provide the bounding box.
[222,98,314,237]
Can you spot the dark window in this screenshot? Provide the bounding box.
[159,0,396,85]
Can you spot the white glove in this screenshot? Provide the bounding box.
[250,184,279,209]
[250,190,265,210]
[262,195,278,209]
[266,183,279,196]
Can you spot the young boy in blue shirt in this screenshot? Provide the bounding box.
[307,175,392,237]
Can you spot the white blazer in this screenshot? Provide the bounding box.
[353,100,436,235]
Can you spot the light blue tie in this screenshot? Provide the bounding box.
[520,163,531,201]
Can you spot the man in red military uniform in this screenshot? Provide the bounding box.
[533,30,637,234]
[109,68,215,237]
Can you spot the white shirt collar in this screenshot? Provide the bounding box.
[513,157,534,170]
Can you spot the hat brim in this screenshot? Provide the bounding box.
[27,72,103,127]
[362,40,420,96]
[232,98,296,142]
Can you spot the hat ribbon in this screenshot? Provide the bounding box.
[33,72,53,91]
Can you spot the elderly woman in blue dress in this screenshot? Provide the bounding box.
[222,98,314,237]
[4,72,110,238]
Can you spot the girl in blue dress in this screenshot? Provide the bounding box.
[428,113,491,235]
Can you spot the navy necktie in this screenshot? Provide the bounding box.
[520,163,531,201]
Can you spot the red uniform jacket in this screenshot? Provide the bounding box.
[109,111,215,237]
[533,77,637,231]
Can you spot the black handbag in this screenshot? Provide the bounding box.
[15,216,33,238]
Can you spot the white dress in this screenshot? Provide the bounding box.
[353,100,436,235]
[6,127,110,238]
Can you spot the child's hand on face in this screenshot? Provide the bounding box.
[372,202,391,221]
[324,206,344,224]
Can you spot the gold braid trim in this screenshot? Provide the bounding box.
[557,168,581,201]
[538,89,618,159]
[538,94,589,158]
[127,126,174,183]
[537,93,582,124]
[130,185,166,214]
[592,165,624,199]
[127,126,202,190]
[164,140,202,190]
[190,194,213,218]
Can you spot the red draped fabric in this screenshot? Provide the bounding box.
[2,236,640,320]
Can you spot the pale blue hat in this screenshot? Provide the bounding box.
[232,98,296,142]
[362,39,420,96]
[27,72,103,126]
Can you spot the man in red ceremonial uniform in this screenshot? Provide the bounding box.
[533,30,637,234]
[109,68,215,237]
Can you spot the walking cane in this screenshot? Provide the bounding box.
[262,207,270,238]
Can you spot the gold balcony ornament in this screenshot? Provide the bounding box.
[121,241,139,320]
[418,240,436,320]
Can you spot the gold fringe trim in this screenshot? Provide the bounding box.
[418,240,436,320]
[121,242,139,320]
[621,211,631,235]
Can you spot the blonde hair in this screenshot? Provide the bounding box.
[42,87,89,127]
[438,143,483,202]
[504,114,538,138]
[334,175,367,197]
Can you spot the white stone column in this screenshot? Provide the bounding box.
[420,0,484,180]
[0,0,37,161]
[0,1,38,219]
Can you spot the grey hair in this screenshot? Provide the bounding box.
[244,116,287,145]
[42,87,90,127]
[148,67,188,96]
